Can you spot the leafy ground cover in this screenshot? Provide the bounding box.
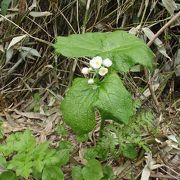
[0,0,179,179]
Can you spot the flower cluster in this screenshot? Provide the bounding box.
[81,56,112,84]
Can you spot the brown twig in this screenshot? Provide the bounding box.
[0,14,53,46]
[145,12,180,113]
[148,12,180,46]
[144,69,161,113]
[150,173,178,180]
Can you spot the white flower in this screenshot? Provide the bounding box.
[88,79,94,84]
[81,67,89,75]
[99,67,108,76]
[90,56,103,69]
[103,58,112,67]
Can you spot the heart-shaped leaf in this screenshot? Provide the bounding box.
[95,73,133,123]
[61,78,97,134]
[61,73,133,134]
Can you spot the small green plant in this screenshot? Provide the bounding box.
[0,130,73,179]
[54,31,154,135]
[71,159,115,180]
[33,92,41,112]
[84,111,154,160]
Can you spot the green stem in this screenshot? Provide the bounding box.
[99,119,105,138]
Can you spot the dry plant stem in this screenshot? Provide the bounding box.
[139,0,149,28]
[144,69,161,113]
[68,1,91,87]
[82,0,91,33]
[150,173,178,179]
[99,119,105,138]
[0,14,53,46]
[7,58,23,76]
[147,11,180,46]
[145,12,180,113]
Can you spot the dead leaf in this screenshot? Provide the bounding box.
[44,121,53,133]
[129,25,141,35]
[3,111,16,127]
[140,83,159,99]
[175,49,180,76]
[141,153,163,180]
[29,0,37,11]
[2,121,25,134]
[29,11,52,17]
[113,161,131,177]
[143,27,171,60]
[6,48,14,64]
[0,13,17,22]
[0,45,4,52]
[7,35,27,50]
[21,47,41,57]
[162,0,177,15]
[14,109,47,121]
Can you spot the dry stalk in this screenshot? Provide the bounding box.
[145,12,180,113]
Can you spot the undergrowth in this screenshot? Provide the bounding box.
[0,109,156,179]
[84,111,155,161]
[0,130,73,179]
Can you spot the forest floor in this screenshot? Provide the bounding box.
[0,0,180,179]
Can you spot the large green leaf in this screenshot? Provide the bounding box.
[61,73,133,134]
[42,166,64,180]
[102,166,115,180]
[61,78,98,134]
[54,31,154,72]
[0,171,18,180]
[95,73,133,124]
[71,166,84,180]
[82,159,103,180]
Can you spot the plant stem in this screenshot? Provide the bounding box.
[82,0,91,33]
[147,11,180,46]
[145,11,180,113]
[99,119,105,137]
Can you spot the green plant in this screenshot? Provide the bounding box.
[71,159,115,180]
[0,121,4,139]
[33,92,41,112]
[0,130,73,179]
[0,171,18,180]
[0,0,13,15]
[84,111,154,160]
[54,31,154,135]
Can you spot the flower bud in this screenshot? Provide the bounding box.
[81,67,89,75]
[88,79,94,84]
